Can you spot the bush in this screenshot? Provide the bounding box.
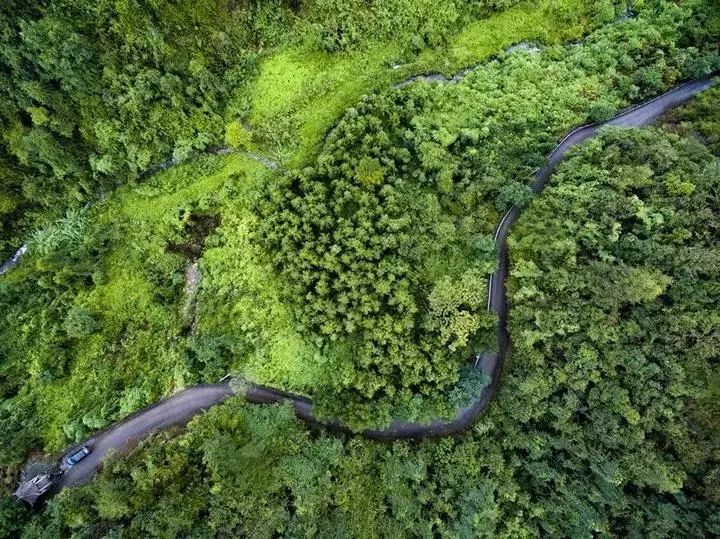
[589,101,616,123]
[63,305,101,339]
[225,121,253,150]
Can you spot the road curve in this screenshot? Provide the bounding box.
[487,76,717,353]
[28,74,717,492]
[58,384,234,487]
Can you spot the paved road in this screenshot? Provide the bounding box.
[28,74,718,492]
[487,76,717,353]
[59,384,234,487]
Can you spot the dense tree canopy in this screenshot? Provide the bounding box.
[256,0,720,424]
[9,98,720,539]
[507,126,720,531]
[0,0,719,536]
[257,88,498,426]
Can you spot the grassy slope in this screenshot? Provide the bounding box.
[6,154,276,451]
[249,0,597,167]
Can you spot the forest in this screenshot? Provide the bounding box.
[1,0,719,536]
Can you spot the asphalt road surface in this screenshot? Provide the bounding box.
[59,384,234,487]
[31,74,718,492]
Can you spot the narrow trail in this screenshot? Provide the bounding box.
[34,75,715,493]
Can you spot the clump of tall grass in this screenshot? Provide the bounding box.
[30,210,89,256]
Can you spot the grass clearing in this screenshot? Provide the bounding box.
[89,151,327,394]
[3,152,304,452]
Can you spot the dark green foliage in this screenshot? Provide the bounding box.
[0,497,29,538]
[0,0,256,212]
[494,182,534,209]
[258,89,498,427]
[506,126,720,535]
[589,100,617,123]
[257,0,720,424]
[0,1,719,536]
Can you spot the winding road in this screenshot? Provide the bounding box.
[20,74,718,493]
[60,384,234,487]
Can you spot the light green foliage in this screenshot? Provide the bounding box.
[428,269,492,351]
[224,121,253,150]
[0,154,239,459]
[354,156,385,186]
[1,0,720,536]
[249,0,615,166]
[62,305,101,339]
[257,1,719,425]
[29,210,88,257]
[622,266,672,303]
[191,165,328,391]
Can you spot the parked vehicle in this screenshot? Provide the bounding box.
[60,446,91,471]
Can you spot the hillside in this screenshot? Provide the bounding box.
[1,0,719,536]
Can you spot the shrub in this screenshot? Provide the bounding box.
[225,121,253,150]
